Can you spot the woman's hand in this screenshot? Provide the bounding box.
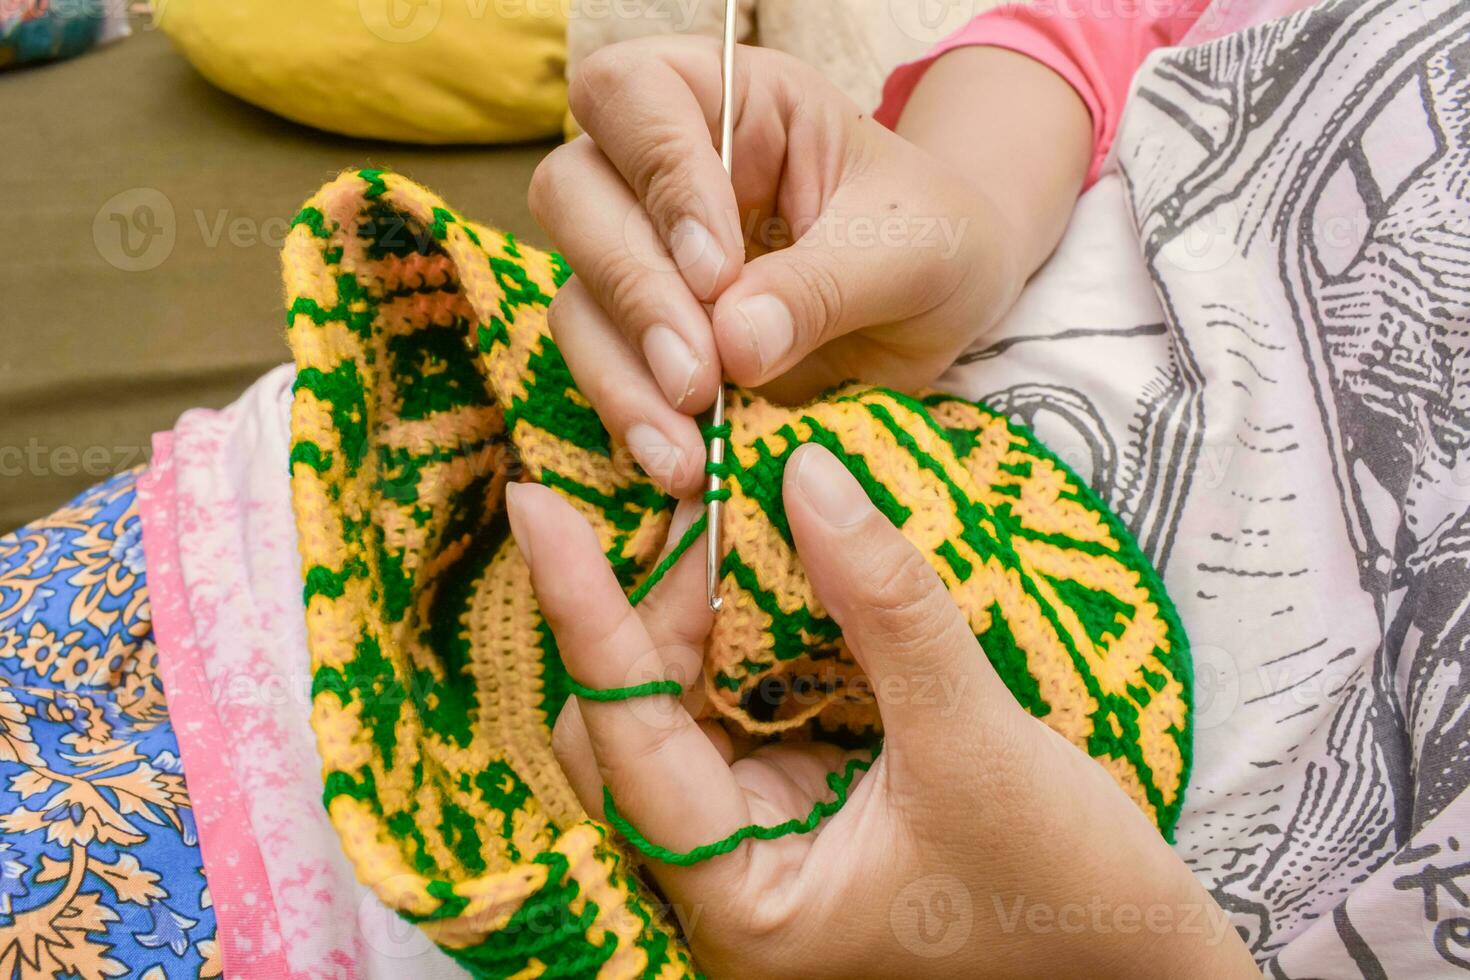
[505,447,1258,979]
[528,38,1031,497]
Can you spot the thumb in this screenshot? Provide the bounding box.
[710,173,963,391]
[781,444,1019,759]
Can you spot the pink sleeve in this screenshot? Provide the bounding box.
[874,2,1210,187]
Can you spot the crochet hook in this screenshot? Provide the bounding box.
[706,0,737,613]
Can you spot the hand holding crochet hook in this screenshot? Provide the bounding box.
[527,37,1057,502]
[524,15,1255,977]
[505,450,1256,977]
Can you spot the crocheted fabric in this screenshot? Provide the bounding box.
[284,169,1192,977]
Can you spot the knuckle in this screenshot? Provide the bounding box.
[641,163,706,235]
[581,606,645,674]
[619,132,694,218]
[570,45,639,121]
[527,139,588,228]
[549,709,582,764]
[596,720,682,789]
[545,584,640,668]
[545,288,642,426]
[861,546,949,647]
[735,901,800,944]
[526,161,556,228]
[596,251,663,336]
[573,37,714,129]
[785,257,845,343]
[545,286,579,345]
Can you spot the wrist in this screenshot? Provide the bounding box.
[932,170,1028,340]
[971,184,1029,320]
[1083,875,1258,979]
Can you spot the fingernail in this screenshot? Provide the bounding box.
[671,218,726,297]
[505,482,533,564]
[792,445,871,528]
[734,294,794,377]
[642,325,700,409]
[626,424,689,489]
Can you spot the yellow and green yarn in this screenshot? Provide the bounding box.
[285,168,1193,978]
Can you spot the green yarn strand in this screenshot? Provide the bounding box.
[703,425,735,505]
[561,513,702,702]
[602,753,878,866]
[584,493,875,867]
[568,679,685,702]
[626,513,710,607]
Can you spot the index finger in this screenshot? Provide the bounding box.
[504,482,753,883]
[569,36,744,302]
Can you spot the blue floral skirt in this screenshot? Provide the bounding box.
[0,470,218,978]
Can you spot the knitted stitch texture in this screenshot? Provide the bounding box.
[284,169,1192,978]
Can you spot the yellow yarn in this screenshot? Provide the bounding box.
[284,169,1191,977]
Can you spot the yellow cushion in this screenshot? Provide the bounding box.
[156,0,566,144]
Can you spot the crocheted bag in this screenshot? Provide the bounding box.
[285,169,1192,977]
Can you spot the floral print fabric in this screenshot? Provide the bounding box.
[0,469,218,979]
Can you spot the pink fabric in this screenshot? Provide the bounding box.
[138,435,294,979]
[874,0,1213,187]
[138,366,466,980]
